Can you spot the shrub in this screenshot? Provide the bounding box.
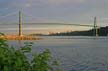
[0,33,61,71]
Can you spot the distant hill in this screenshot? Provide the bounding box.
[49,26,108,36]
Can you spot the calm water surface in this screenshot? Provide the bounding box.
[8,36,108,71]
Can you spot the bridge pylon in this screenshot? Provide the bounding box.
[19,10,23,37]
[94,17,98,37]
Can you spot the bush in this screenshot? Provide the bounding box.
[0,33,61,71]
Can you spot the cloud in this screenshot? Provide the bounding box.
[0,0,108,26]
[0,0,87,9]
[44,0,86,5]
[19,0,87,7]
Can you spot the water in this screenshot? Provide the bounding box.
[8,36,108,71]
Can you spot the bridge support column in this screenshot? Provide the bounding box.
[19,10,22,37]
[94,17,98,37]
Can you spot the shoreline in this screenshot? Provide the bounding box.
[0,35,42,40]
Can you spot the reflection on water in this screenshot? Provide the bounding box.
[8,36,108,71]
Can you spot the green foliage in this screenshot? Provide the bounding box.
[0,33,61,71]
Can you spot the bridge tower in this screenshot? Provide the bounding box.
[94,17,98,37]
[19,10,22,36]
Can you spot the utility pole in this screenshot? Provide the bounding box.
[19,10,22,37]
[94,17,98,37]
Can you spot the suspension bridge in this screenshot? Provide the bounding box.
[0,11,101,40]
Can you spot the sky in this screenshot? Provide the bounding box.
[0,0,108,34]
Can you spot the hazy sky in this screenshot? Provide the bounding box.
[0,0,108,34]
